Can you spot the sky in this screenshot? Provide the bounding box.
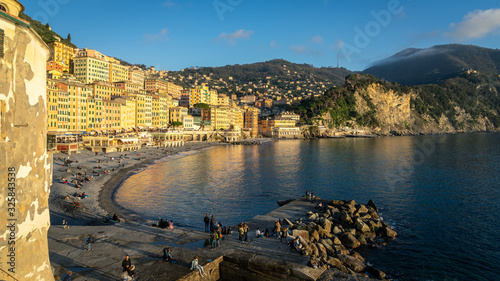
[23,0,500,71]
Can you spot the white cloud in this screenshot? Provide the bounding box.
[143,28,169,42]
[312,35,323,44]
[270,40,281,48]
[334,39,344,50]
[446,9,500,40]
[215,29,254,44]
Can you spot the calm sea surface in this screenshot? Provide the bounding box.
[115,133,500,280]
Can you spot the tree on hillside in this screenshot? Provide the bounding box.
[67,33,71,43]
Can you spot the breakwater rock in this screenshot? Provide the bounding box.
[230,140,263,145]
[285,199,395,279]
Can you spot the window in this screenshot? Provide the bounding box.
[0,5,6,12]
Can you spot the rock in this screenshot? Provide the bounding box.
[318,229,332,239]
[355,218,371,233]
[311,230,320,242]
[367,199,378,212]
[355,234,367,245]
[297,223,308,231]
[306,211,314,216]
[326,257,342,269]
[319,240,335,256]
[383,226,397,237]
[308,213,318,220]
[320,238,333,246]
[330,200,343,206]
[338,254,367,273]
[333,244,350,256]
[367,220,379,232]
[332,236,342,245]
[309,222,318,230]
[292,229,310,241]
[346,199,356,206]
[367,267,386,279]
[326,205,340,214]
[332,226,343,235]
[356,204,369,214]
[316,242,328,258]
[319,217,332,233]
[340,212,353,225]
[310,243,319,257]
[344,204,357,214]
[358,212,372,220]
[345,228,356,235]
[369,210,380,219]
[283,218,294,227]
[339,233,361,249]
[351,252,365,263]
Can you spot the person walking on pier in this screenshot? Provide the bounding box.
[122,255,131,273]
[204,214,210,232]
[84,235,93,251]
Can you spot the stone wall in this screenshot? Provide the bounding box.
[0,11,54,281]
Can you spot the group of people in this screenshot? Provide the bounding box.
[237,223,249,242]
[156,218,174,229]
[306,190,315,201]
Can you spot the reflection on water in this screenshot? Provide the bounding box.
[115,133,500,280]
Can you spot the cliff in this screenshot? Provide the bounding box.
[289,74,500,136]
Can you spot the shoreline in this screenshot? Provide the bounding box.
[49,141,221,227]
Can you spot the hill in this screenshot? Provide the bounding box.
[363,44,500,85]
[167,59,353,98]
[19,12,76,48]
[288,73,500,135]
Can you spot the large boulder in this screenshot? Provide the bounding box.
[283,218,294,227]
[318,229,332,239]
[367,267,386,279]
[355,234,367,245]
[383,226,397,237]
[316,242,328,259]
[332,226,343,235]
[356,204,369,214]
[333,244,350,255]
[355,218,371,233]
[332,236,342,245]
[319,217,332,233]
[308,213,318,221]
[309,243,319,257]
[320,238,333,246]
[319,240,335,256]
[310,230,320,242]
[340,212,353,224]
[351,252,365,262]
[344,204,357,214]
[367,199,378,212]
[339,233,361,249]
[297,234,309,248]
[338,254,367,273]
[292,229,310,241]
[346,199,356,206]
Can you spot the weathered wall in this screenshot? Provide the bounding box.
[0,14,54,281]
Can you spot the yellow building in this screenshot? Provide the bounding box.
[210,105,230,130]
[144,94,152,127]
[55,81,91,132]
[46,84,70,132]
[74,56,110,84]
[218,94,230,106]
[90,81,124,100]
[244,106,260,137]
[114,96,136,130]
[167,82,183,99]
[86,96,101,132]
[170,106,188,125]
[109,62,129,83]
[152,94,169,128]
[145,77,168,94]
[102,99,122,131]
[190,84,214,107]
[129,66,145,87]
[47,40,75,72]
[129,92,146,128]
[114,81,143,93]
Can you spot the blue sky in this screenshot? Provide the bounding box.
[24,0,500,71]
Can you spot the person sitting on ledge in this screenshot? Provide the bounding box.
[227,226,232,235]
[163,247,173,262]
[264,228,269,238]
[309,254,319,268]
[255,228,264,238]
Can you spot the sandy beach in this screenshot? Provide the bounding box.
[49,141,220,227]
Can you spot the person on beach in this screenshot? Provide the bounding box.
[190,256,206,277]
[217,228,222,247]
[243,223,249,242]
[309,254,319,268]
[122,255,131,272]
[211,231,218,249]
[255,228,264,238]
[227,226,232,235]
[203,214,209,232]
[62,219,69,229]
[163,247,173,262]
[84,235,93,251]
[264,228,269,238]
[280,226,288,243]
[62,271,73,281]
[238,224,244,241]
[168,220,174,229]
[127,265,136,280]
[210,215,215,233]
[221,226,227,235]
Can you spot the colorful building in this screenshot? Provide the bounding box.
[73,56,110,84]
[47,40,75,72]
